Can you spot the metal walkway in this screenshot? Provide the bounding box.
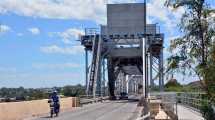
[177,105,204,120]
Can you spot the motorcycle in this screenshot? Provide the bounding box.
[48,99,60,117]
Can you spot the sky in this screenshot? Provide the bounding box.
[0,0,214,88]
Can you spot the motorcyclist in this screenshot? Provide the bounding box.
[49,90,60,117]
[51,91,59,103]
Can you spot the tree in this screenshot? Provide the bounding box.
[62,85,85,97]
[164,79,183,92]
[165,0,215,102]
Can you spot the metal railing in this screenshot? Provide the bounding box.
[176,92,209,111]
[151,92,210,112]
[150,92,178,119]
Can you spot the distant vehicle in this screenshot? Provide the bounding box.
[119,92,128,100]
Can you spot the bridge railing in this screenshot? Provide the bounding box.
[151,92,178,119]
[151,92,211,112]
[160,93,178,116]
[176,92,209,111]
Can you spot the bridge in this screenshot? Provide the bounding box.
[30,94,204,120]
[74,2,203,120]
[0,2,207,120]
[31,93,204,120]
[81,2,164,99]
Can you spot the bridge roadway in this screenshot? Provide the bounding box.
[34,96,139,120]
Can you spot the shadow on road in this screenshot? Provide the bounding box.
[106,98,139,104]
[39,116,51,119]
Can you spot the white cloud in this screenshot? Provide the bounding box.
[0,0,184,31]
[60,28,84,43]
[0,0,104,23]
[40,45,84,55]
[147,0,185,36]
[0,24,11,33]
[49,28,84,44]
[0,0,136,24]
[32,63,81,69]
[28,27,40,35]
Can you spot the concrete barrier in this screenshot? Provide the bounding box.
[0,97,79,120]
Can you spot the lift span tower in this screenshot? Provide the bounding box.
[80,3,164,99]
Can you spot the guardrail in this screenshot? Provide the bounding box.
[176,92,209,111]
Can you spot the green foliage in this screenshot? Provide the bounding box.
[165,86,183,92]
[0,84,86,101]
[165,0,215,70]
[197,46,215,102]
[165,0,215,118]
[165,79,183,92]
[165,0,215,100]
[0,87,49,101]
[200,101,215,120]
[0,87,26,98]
[28,89,49,100]
[165,80,182,87]
[62,84,85,97]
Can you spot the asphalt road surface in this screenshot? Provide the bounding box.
[34,98,139,120]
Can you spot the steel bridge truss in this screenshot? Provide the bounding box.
[80,3,164,99]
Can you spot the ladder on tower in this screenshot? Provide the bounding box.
[87,35,102,97]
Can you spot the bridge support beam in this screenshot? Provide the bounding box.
[85,48,89,95]
[107,58,116,99]
[159,48,164,92]
[96,59,102,96]
[101,59,106,96]
[149,48,153,89]
[142,38,147,98]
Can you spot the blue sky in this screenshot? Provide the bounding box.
[0,0,214,88]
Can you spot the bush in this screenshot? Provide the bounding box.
[200,102,215,120]
[62,85,85,97]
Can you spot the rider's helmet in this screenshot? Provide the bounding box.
[52,90,58,96]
